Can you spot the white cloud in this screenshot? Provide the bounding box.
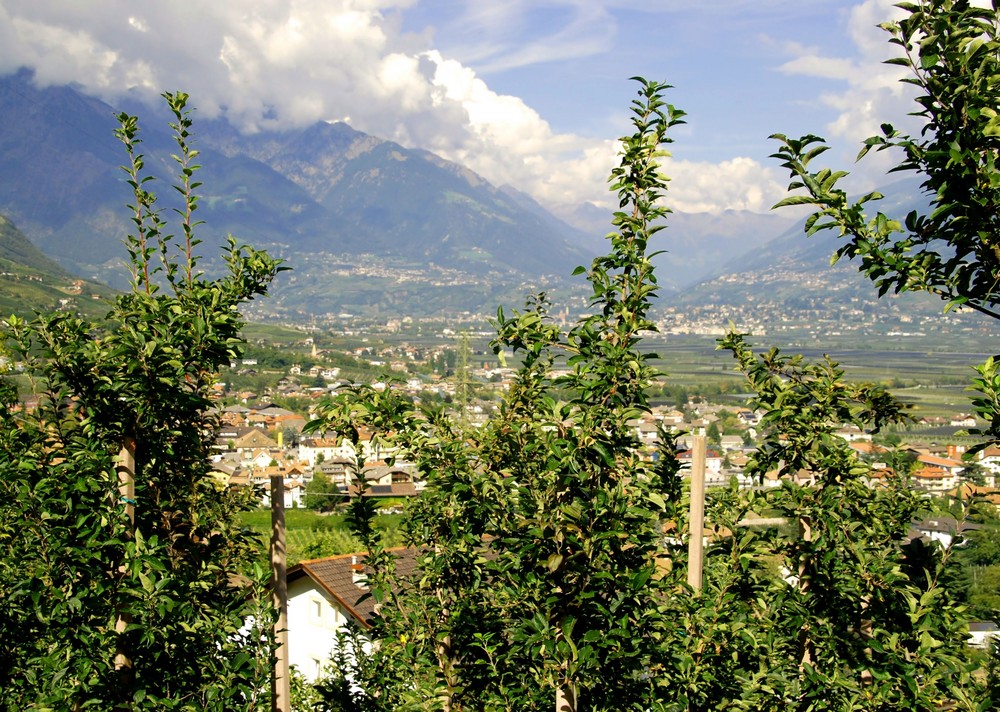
[777,0,914,157]
[666,157,787,214]
[0,0,910,215]
[442,0,616,73]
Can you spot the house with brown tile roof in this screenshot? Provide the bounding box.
[911,465,959,494]
[286,550,419,682]
[231,427,278,451]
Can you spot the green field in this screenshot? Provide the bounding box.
[638,334,991,418]
[239,509,403,566]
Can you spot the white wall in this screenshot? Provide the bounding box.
[287,577,350,682]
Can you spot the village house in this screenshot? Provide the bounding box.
[312,459,424,498]
[975,445,1000,488]
[910,515,982,549]
[298,436,359,468]
[658,409,686,426]
[630,415,661,448]
[735,408,760,426]
[950,413,978,428]
[299,430,396,468]
[286,551,418,682]
[968,621,999,650]
[911,452,966,494]
[835,425,871,442]
[675,448,724,476]
[230,426,279,452]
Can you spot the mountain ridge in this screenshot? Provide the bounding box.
[0,70,970,330]
[0,71,593,313]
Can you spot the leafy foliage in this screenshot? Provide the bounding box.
[769,0,1000,452]
[305,72,986,711]
[769,0,1000,704]
[305,78,686,712]
[0,92,284,709]
[712,334,975,710]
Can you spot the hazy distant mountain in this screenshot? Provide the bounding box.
[666,176,974,328]
[199,120,592,276]
[548,199,798,293]
[0,71,591,311]
[0,70,947,325]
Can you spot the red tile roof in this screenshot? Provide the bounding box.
[288,549,419,627]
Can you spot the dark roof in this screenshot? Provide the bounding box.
[913,517,983,534]
[347,481,418,497]
[287,549,420,627]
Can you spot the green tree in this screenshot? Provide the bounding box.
[305,470,339,512]
[769,0,1000,452]
[304,67,989,711]
[713,335,974,709]
[0,92,284,709]
[952,515,1000,619]
[769,0,1000,703]
[306,78,686,712]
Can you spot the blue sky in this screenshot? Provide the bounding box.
[0,0,914,218]
[403,2,855,153]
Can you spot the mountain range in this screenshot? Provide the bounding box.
[1,71,594,315]
[0,69,973,333]
[0,71,806,318]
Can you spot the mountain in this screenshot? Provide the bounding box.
[548,198,799,293]
[663,177,1000,340]
[0,71,592,316]
[3,71,968,331]
[0,214,115,319]
[200,120,592,276]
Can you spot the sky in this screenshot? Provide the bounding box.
[0,0,916,218]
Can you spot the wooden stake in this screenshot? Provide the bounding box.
[270,475,290,712]
[687,434,707,593]
[556,681,577,712]
[114,437,137,707]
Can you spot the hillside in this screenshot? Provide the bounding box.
[664,176,1000,341]
[0,215,114,319]
[2,69,981,330]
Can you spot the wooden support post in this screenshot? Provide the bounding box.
[114,437,137,706]
[687,433,707,593]
[556,681,577,712]
[270,475,291,712]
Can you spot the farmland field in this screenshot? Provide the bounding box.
[239,509,403,565]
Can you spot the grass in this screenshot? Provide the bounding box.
[239,508,404,566]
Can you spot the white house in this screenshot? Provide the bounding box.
[910,516,981,549]
[968,621,999,649]
[675,448,724,476]
[286,555,375,682]
[976,445,1000,488]
[286,550,418,682]
[299,434,397,469]
[911,452,966,494]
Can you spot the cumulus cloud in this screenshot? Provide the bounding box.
[665,157,787,214]
[777,0,914,155]
[0,0,898,215]
[0,0,637,210]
